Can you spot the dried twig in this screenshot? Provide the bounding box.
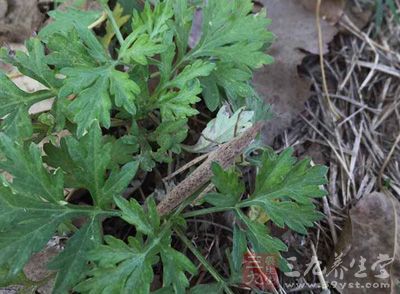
[316,0,340,121]
[157,122,264,216]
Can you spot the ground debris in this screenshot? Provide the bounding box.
[0,0,44,43]
[255,0,340,144]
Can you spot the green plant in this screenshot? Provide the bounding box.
[0,0,328,293]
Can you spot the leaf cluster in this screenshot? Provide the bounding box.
[203,148,327,275]
[0,0,328,293]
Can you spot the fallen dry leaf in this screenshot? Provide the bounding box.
[342,1,374,30]
[328,191,400,293]
[183,105,254,153]
[0,0,44,43]
[0,240,61,294]
[254,0,338,144]
[22,240,61,294]
[24,247,59,282]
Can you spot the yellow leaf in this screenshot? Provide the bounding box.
[248,206,270,224]
[101,3,130,47]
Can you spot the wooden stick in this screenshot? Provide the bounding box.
[157,122,264,216]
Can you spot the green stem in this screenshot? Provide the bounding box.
[143,221,172,256]
[172,53,191,73]
[103,4,124,46]
[183,206,234,218]
[235,207,247,222]
[66,204,121,217]
[174,228,234,294]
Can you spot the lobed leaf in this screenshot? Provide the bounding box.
[252,148,328,203]
[0,39,61,89]
[0,186,73,275]
[0,133,64,203]
[204,163,245,207]
[132,0,174,39]
[77,197,195,294]
[0,73,54,118]
[0,106,33,141]
[48,217,102,293]
[192,0,274,109]
[161,247,197,293]
[165,60,215,89]
[121,34,168,65]
[147,119,188,154]
[39,8,102,39]
[242,148,327,234]
[75,235,155,294]
[44,124,139,208]
[47,24,139,136]
[114,196,155,236]
[158,80,202,120]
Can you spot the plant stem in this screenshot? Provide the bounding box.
[66,204,121,217]
[174,228,234,294]
[103,4,124,46]
[182,206,234,218]
[88,11,107,29]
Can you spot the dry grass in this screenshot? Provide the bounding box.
[271,5,400,292]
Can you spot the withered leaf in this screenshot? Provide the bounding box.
[328,192,400,293]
